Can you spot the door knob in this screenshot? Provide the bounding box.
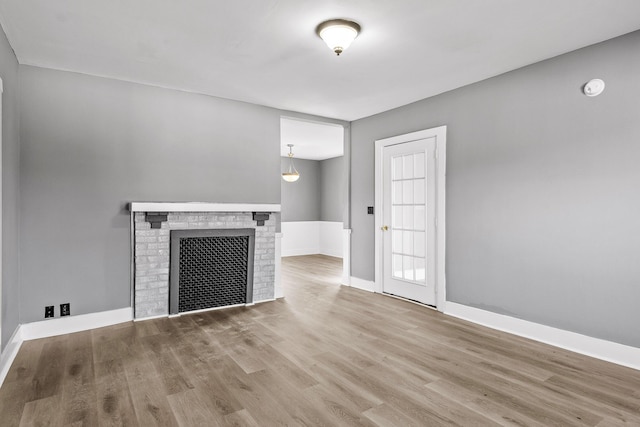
[381,225,389,231]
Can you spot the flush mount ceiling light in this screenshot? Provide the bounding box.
[583,78,605,97]
[282,144,300,182]
[316,19,361,56]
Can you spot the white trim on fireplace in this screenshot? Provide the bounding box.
[130,202,281,212]
[275,232,283,298]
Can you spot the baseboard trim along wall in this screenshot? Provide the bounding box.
[445,302,640,371]
[0,307,133,387]
[0,326,24,387]
[21,307,133,341]
[349,276,375,293]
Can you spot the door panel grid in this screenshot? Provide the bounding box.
[391,152,426,285]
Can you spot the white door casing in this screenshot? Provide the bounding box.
[0,77,3,345]
[375,126,446,310]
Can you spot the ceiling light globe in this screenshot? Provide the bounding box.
[282,172,300,182]
[316,19,361,56]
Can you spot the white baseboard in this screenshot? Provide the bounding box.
[21,307,133,341]
[281,247,321,257]
[445,302,640,371]
[349,276,375,293]
[0,326,24,387]
[0,306,133,387]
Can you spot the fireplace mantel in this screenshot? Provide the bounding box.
[130,206,280,319]
[129,202,281,213]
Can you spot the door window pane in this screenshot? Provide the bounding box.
[414,178,425,204]
[403,155,414,179]
[393,181,403,204]
[415,257,426,282]
[393,254,403,279]
[392,156,403,180]
[403,231,413,256]
[414,231,425,258]
[414,153,425,178]
[404,256,414,280]
[402,206,414,230]
[392,206,403,228]
[392,230,402,253]
[403,180,414,204]
[414,206,425,231]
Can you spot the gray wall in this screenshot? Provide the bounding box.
[351,30,640,348]
[0,23,20,350]
[19,65,281,324]
[280,155,344,222]
[280,157,320,222]
[320,156,343,222]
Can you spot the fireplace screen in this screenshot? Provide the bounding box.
[169,229,255,314]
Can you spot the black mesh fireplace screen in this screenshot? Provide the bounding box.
[169,229,255,314]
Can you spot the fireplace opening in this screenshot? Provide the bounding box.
[169,228,255,315]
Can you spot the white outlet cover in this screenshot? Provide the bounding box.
[584,79,605,97]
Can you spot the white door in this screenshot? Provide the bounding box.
[381,137,436,305]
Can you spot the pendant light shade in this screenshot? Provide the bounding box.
[282,144,300,182]
[316,19,361,56]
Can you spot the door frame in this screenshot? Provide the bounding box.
[0,77,3,344]
[374,126,447,311]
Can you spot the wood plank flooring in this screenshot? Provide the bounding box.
[1,254,640,426]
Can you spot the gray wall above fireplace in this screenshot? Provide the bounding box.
[18,65,283,324]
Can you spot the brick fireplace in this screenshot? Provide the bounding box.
[129,202,281,319]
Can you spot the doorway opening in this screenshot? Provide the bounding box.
[279,116,349,288]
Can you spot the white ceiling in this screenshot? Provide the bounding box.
[1,1,640,122]
[281,117,343,160]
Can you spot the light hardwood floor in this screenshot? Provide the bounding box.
[1,254,639,426]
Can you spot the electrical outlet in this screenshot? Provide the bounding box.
[367,206,374,215]
[45,306,54,318]
[60,303,71,317]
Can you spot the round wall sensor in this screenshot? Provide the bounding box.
[583,79,605,97]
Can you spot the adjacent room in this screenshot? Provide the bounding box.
[1,1,640,425]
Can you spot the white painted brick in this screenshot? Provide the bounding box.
[135,230,157,237]
[136,236,159,243]
[136,275,159,283]
[136,263,160,271]
[148,242,169,250]
[170,222,188,228]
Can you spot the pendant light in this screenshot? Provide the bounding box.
[282,144,300,182]
[316,19,361,56]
